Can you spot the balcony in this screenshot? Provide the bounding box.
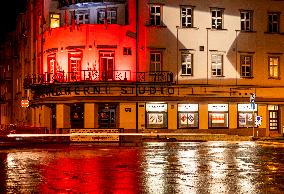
[58,0,127,9]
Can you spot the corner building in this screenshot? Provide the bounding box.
[16,0,284,137]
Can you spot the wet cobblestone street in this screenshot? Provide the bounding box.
[0,141,283,193]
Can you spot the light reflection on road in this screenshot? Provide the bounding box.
[0,141,283,193]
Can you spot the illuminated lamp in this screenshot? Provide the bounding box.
[21,99,29,108]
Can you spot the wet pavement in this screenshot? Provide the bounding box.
[0,141,283,194]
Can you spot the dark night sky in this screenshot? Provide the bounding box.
[0,0,27,42]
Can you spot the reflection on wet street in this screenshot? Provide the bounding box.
[0,141,283,193]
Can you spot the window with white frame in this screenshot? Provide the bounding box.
[149,4,162,26]
[211,8,223,29]
[268,13,279,33]
[269,56,279,78]
[181,52,193,75]
[150,51,162,72]
[75,10,89,24]
[98,8,117,24]
[181,6,193,28]
[240,11,253,31]
[240,55,252,77]
[211,54,223,76]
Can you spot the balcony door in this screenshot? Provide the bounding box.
[100,51,114,81]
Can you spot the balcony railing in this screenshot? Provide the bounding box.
[23,70,174,89]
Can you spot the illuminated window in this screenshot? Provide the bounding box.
[211,8,223,29]
[75,10,89,24]
[50,13,60,28]
[150,52,162,72]
[181,52,193,76]
[268,13,279,33]
[149,4,162,26]
[68,51,82,81]
[238,104,257,128]
[240,10,253,31]
[268,105,279,131]
[181,6,193,28]
[208,104,228,128]
[240,55,252,77]
[123,47,132,55]
[211,54,223,76]
[269,56,279,79]
[98,8,117,24]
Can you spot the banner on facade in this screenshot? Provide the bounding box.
[212,113,225,124]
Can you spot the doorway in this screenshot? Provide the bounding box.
[70,103,84,129]
[99,51,114,81]
[98,104,116,128]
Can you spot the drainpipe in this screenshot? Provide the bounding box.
[135,0,139,133]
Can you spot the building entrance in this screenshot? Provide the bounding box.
[70,103,84,128]
[98,104,116,128]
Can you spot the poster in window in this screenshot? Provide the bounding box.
[239,113,246,126]
[212,113,224,123]
[188,113,195,125]
[149,113,163,124]
[247,113,253,122]
[180,113,187,125]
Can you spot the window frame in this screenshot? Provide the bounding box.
[211,8,224,29]
[240,10,253,31]
[240,55,253,78]
[68,50,83,81]
[268,12,280,33]
[180,6,194,28]
[49,13,60,28]
[211,54,223,77]
[181,52,193,76]
[268,56,280,79]
[149,4,162,26]
[97,7,117,24]
[150,51,162,72]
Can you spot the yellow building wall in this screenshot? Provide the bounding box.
[258,104,267,135]
[229,103,237,129]
[199,103,208,129]
[84,103,95,128]
[168,102,177,130]
[56,104,70,129]
[119,103,136,131]
[42,105,51,130]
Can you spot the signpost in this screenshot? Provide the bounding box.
[250,93,256,137]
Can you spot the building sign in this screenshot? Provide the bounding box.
[238,104,257,112]
[146,103,167,112]
[208,104,228,112]
[21,100,30,108]
[178,104,198,112]
[31,85,176,98]
[70,128,119,142]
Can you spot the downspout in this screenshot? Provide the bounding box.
[135,0,139,133]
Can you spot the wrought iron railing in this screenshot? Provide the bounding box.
[23,70,174,89]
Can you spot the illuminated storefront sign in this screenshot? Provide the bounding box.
[208,104,228,112]
[238,104,257,112]
[32,85,176,97]
[178,104,199,129]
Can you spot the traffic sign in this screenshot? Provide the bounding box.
[21,99,29,108]
[250,93,256,103]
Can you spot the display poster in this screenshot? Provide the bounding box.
[212,113,225,123]
[149,113,163,124]
[180,113,195,125]
[239,113,246,126]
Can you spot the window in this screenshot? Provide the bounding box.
[211,8,223,29]
[150,51,162,72]
[68,51,82,81]
[123,47,132,55]
[146,103,168,129]
[269,56,279,78]
[268,105,279,131]
[149,4,162,26]
[211,54,223,76]
[268,13,280,33]
[238,104,258,128]
[178,104,198,129]
[208,104,229,128]
[98,8,117,24]
[50,13,60,28]
[181,52,193,75]
[76,10,89,24]
[181,6,193,28]
[240,11,253,31]
[47,53,57,75]
[240,55,252,77]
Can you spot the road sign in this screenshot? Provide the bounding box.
[250,93,256,103]
[255,116,262,127]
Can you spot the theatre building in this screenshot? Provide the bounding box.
[12,0,284,137]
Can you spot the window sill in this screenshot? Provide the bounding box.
[240,76,254,79]
[145,24,167,28]
[264,32,284,35]
[268,77,281,80]
[206,28,228,31]
[211,75,226,78]
[180,74,193,76]
[178,26,199,30]
[240,30,257,33]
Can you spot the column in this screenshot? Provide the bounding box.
[56,104,70,132]
[84,103,95,128]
